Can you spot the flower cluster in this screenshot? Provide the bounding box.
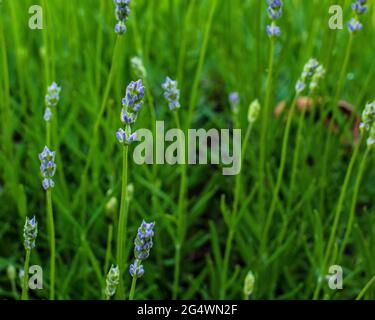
[162,77,180,111]
[266,0,283,37]
[114,0,130,34]
[39,146,56,190]
[229,92,240,115]
[44,82,61,121]
[295,58,325,94]
[105,265,120,298]
[23,216,38,251]
[116,80,145,145]
[129,220,155,278]
[360,102,375,146]
[348,1,368,33]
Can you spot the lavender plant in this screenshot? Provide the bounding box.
[21,216,38,300]
[44,82,61,146]
[129,220,155,300]
[262,59,325,256]
[259,0,284,219]
[116,80,145,299]
[39,146,56,299]
[162,76,184,299]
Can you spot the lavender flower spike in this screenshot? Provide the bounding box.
[45,82,61,108]
[114,0,131,34]
[24,216,38,251]
[266,0,283,37]
[162,77,181,111]
[39,146,56,190]
[105,265,120,298]
[129,220,155,278]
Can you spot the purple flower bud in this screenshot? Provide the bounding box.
[348,18,363,32]
[162,77,180,111]
[266,24,281,37]
[39,146,56,190]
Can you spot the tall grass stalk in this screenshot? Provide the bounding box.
[319,33,353,208]
[46,189,56,299]
[21,250,31,300]
[116,145,129,299]
[220,119,254,299]
[259,37,275,221]
[172,111,186,299]
[261,95,297,255]
[339,143,370,261]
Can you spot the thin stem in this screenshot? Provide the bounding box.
[261,96,297,255]
[129,276,138,300]
[104,224,114,275]
[116,145,129,299]
[259,37,275,222]
[356,276,375,300]
[21,250,31,300]
[339,144,369,261]
[129,259,141,300]
[220,122,254,299]
[172,111,186,299]
[46,189,56,300]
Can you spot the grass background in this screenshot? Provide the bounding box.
[0,0,375,299]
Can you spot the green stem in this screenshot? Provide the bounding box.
[116,145,129,299]
[220,121,254,299]
[356,276,375,300]
[261,96,297,255]
[129,276,138,300]
[104,224,114,275]
[339,144,369,261]
[172,111,186,299]
[129,259,141,300]
[46,189,56,300]
[21,250,31,300]
[259,37,275,222]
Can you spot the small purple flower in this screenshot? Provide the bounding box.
[352,0,368,15]
[39,146,56,190]
[123,79,145,111]
[162,77,180,111]
[267,0,283,20]
[24,216,38,251]
[116,128,137,145]
[129,259,144,278]
[114,0,131,34]
[45,82,61,108]
[348,18,363,32]
[266,25,281,37]
[44,107,52,122]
